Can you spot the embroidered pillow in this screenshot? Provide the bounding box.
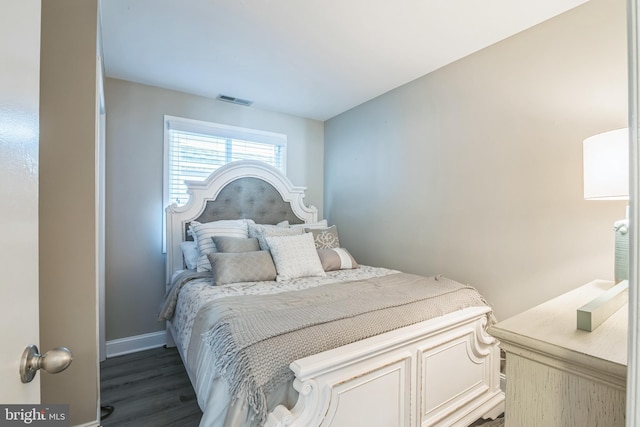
[317,248,359,271]
[207,251,276,285]
[265,233,326,281]
[190,220,249,272]
[305,225,340,249]
[212,236,260,253]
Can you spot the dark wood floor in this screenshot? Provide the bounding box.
[100,346,501,426]
[100,346,201,426]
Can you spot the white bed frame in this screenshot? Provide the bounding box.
[165,160,504,427]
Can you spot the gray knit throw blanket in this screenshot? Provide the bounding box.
[202,273,492,425]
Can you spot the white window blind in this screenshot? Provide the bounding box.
[162,116,286,252]
[164,115,286,208]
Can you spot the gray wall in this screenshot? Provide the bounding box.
[40,0,100,424]
[324,0,628,321]
[104,79,324,340]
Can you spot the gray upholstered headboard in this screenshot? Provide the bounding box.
[166,160,318,280]
[185,177,304,239]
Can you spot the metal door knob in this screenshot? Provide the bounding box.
[20,345,73,383]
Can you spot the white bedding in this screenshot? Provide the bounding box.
[169,265,399,426]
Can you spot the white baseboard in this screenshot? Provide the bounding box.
[105,330,166,358]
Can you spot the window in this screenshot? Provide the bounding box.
[164,115,287,208]
[162,115,287,251]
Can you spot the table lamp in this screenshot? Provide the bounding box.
[579,128,629,331]
[583,127,629,281]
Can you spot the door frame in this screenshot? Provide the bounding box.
[628,0,640,426]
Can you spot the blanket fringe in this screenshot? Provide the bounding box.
[205,323,269,425]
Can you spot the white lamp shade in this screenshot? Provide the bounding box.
[583,128,629,200]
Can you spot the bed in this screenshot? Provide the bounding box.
[161,160,504,427]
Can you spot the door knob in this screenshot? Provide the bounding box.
[20,345,73,383]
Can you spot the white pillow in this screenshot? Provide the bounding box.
[180,241,199,270]
[190,220,249,272]
[265,233,326,281]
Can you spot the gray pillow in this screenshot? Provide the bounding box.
[305,225,340,249]
[212,236,260,253]
[207,251,276,285]
[248,223,304,250]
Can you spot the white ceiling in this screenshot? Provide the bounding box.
[100,0,590,121]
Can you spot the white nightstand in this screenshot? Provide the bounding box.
[489,280,627,427]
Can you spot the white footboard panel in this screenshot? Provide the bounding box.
[266,306,504,427]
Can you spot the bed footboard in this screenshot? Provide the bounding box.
[266,307,504,427]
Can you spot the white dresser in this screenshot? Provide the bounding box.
[489,280,627,427]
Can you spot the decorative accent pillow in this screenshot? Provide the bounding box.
[265,233,326,281]
[305,225,340,249]
[180,241,199,270]
[248,223,304,250]
[245,219,290,228]
[207,251,277,285]
[317,248,359,271]
[212,236,260,253]
[190,220,249,272]
[291,219,328,229]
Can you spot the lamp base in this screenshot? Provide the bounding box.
[614,219,629,282]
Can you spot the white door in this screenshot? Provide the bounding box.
[0,0,42,403]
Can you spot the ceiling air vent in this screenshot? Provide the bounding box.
[216,94,253,107]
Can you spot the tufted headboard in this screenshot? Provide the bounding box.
[185,176,304,239]
[166,160,318,281]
